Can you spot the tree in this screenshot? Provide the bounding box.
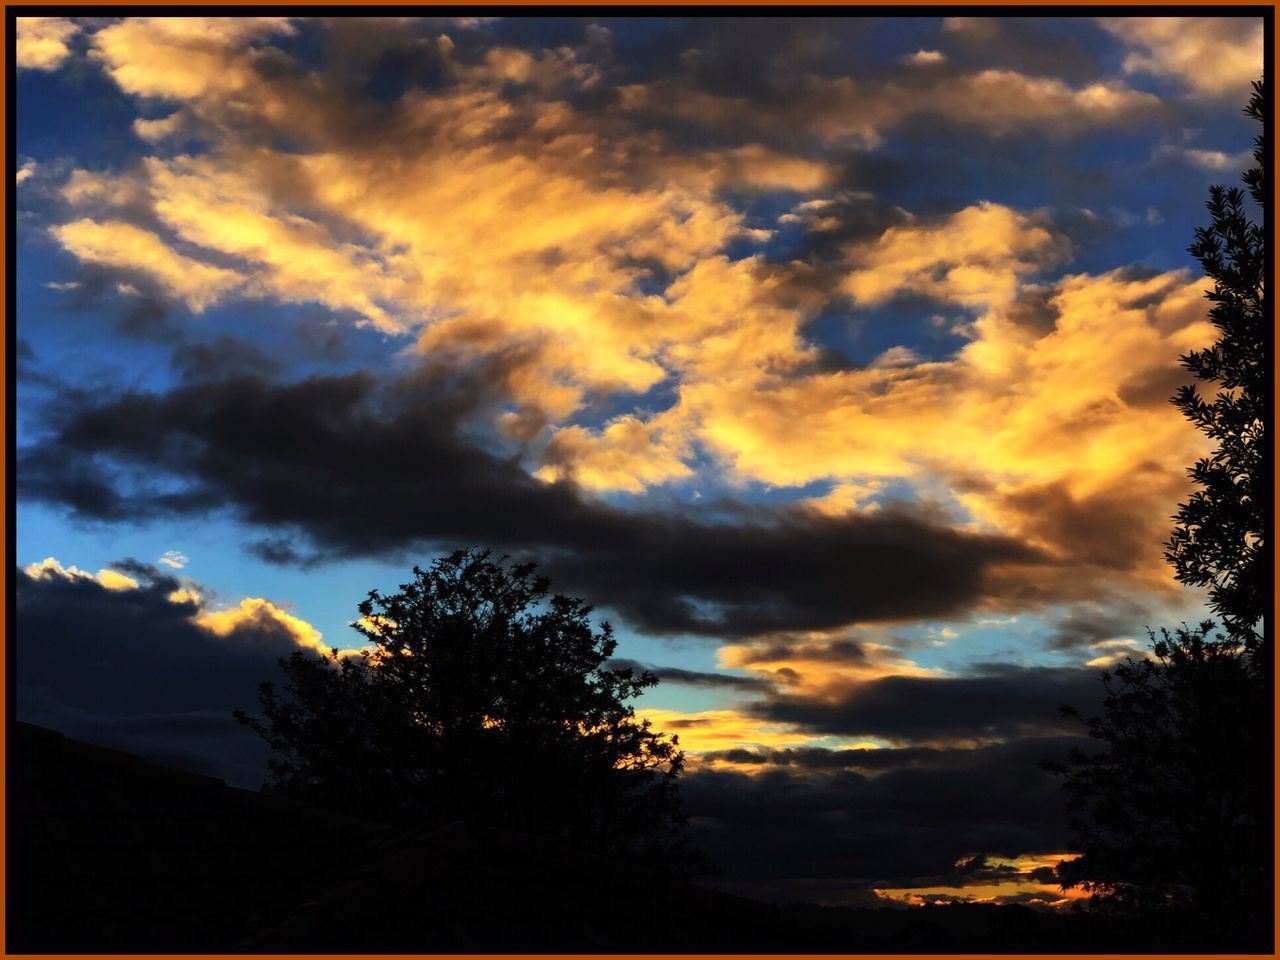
[1048,76,1271,937]
[1049,622,1268,925]
[1166,76,1269,678]
[235,548,694,872]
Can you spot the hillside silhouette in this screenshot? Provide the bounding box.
[10,721,1266,953]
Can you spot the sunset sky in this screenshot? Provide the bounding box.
[14,14,1265,907]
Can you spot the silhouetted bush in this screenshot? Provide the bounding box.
[236,548,695,872]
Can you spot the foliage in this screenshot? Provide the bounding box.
[236,548,694,871]
[1049,77,1272,932]
[1047,623,1269,920]
[1166,77,1269,674]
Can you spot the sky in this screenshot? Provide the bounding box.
[12,13,1265,909]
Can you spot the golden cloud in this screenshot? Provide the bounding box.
[46,19,1217,612]
[719,633,939,701]
[536,413,693,493]
[52,218,243,312]
[874,852,1088,908]
[23,557,335,656]
[639,707,839,757]
[841,202,1070,309]
[16,17,80,72]
[90,16,295,99]
[1100,17,1263,98]
[1083,637,1153,669]
[194,597,328,653]
[23,557,139,592]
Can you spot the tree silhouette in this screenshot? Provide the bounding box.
[1048,77,1271,937]
[236,548,694,871]
[1166,76,1269,678]
[1049,623,1268,924]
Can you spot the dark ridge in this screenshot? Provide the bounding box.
[8,721,1266,953]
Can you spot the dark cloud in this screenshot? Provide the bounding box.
[683,736,1089,900]
[997,481,1159,571]
[610,26,1162,172]
[14,563,302,787]
[1045,600,1149,652]
[621,17,894,95]
[1052,206,1127,254]
[605,659,773,693]
[702,745,945,771]
[1117,362,1191,409]
[769,190,911,275]
[14,554,1093,901]
[170,335,283,383]
[115,294,181,342]
[1003,284,1060,337]
[18,369,1044,639]
[751,664,1103,743]
[732,636,870,666]
[939,17,1109,85]
[291,312,353,363]
[33,264,186,344]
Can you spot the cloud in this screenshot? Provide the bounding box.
[940,18,1105,85]
[718,633,937,701]
[18,370,1042,639]
[1045,599,1149,651]
[870,346,920,369]
[1081,637,1152,669]
[681,736,1090,901]
[535,413,693,493]
[872,851,1088,909]
[16,160,37,185]
[47,16,1160,446]
[585,267,1212,619]
[23,556,139,592]
[17,554,1091,908]
[640,708,834,755]
[702,744,947,772]
[39,23,1208,623]
[605,659,773,693]
[748,664,1104,746]
[618,65,1160,150]
[902,50,946,67]
[16,19,1239,910]
[16,559,330,786]
[1100,17,1263,98]
[170,335,282,383]
[1155,144,1255,172]
[840,202,1070,309]
[51,219,243,312]
[158,550,189,569]
[23,17,1220,671]
[16,17,80,71]
[194,597,328,654]
[89,16,297,99]
[51,18,790,405]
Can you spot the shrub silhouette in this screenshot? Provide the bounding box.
[236,548,694,871]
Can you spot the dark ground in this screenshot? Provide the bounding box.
[7,722,1271,954]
